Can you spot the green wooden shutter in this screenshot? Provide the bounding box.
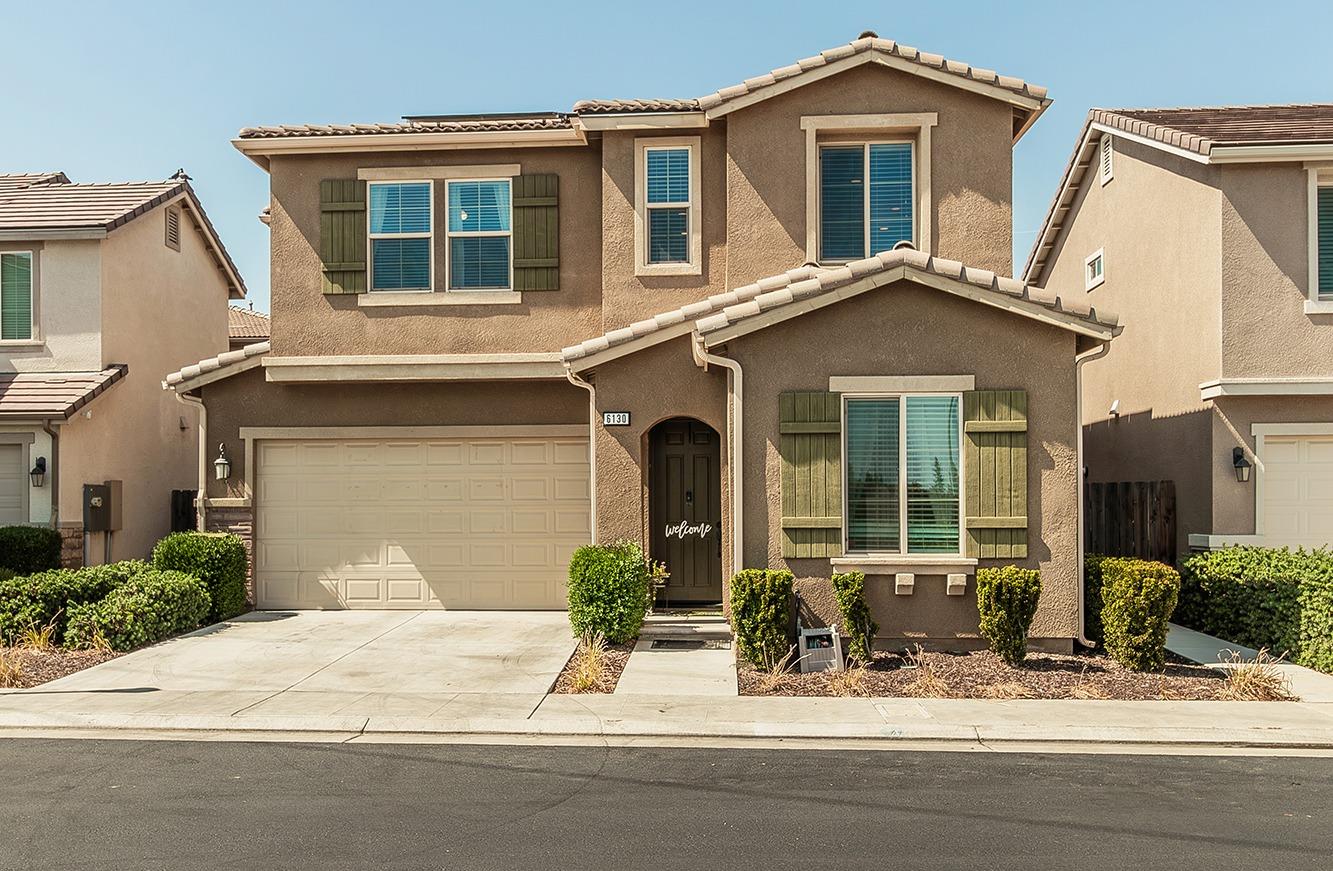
[512,173,559,291]
[779,391,842,558]
[963,390,1028,558]
[1318,187,1333,301]
[319,179,367,294]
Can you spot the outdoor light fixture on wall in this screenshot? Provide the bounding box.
[213,444,231,481]
[1232,447,1252,484]
[29,457,46,488]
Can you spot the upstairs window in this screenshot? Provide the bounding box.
[646,147,691,264]
[1319,186,1333,301]
[819,142,914,262]
[447,179,511,290]
[0,252,33,341]
[369,182,432,291]
[1085,249,1105,291]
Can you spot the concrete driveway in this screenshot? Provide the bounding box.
[0,611,576,727]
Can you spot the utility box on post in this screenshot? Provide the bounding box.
[83,483,111,532]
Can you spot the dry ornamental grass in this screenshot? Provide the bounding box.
[552,634,635,694]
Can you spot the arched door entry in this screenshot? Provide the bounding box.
[649,418,723,604]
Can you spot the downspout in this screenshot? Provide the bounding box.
[1075,341,1112,648]
[41,420,59,529]
[564,366,597,542]
[172,389,208,531]
[691,334,744,577]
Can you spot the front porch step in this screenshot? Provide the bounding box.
[640,613,732,641]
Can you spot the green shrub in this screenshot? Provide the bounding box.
[1178,546,1333,673]
[832,570,878,663]
[0,568,13,583]
[0,560,148,645]
[0,526,62,575]
[728,569,794,668]
[65,570,210,652]
[152,532,248,623]
[1083,553,1110,646]
[976,566,1042,666]
[566,541,650,644]
[1101,558,1179,671]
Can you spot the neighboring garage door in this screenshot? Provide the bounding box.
[254,434,590,609]
[1262,435,1333,549]
[0,444,24,525]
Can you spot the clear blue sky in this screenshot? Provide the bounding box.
[4,0,1330,312]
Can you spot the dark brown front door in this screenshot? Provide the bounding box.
[650,418,723,604]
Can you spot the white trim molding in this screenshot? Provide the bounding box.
[1308,167,1333,312]
[358,290,522,307]
[262,353,566,383]
[1188,533,1264,550]
[633,136,703,277]
[358,164,520,181]
[831,555,977,576]
[1200,378,1333,400]
[829,374,974,393]
[1246,423,1333,542]
[232,129,587,170]
[577,113,708,132]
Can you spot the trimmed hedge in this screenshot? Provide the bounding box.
[1178,547,1333,673]
[1083,553,1109,647]
[832,570,878,663]
[567,541,650,644]
[65,570,210,652]
[976,566,1042,666]
[1101,558,1179,672]
[152,532,248,623]
[729,569,793,668]
[0,560,148,645]
[0,526,62,575]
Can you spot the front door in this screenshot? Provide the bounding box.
[650,418,723,604]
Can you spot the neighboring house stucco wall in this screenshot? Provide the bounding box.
[0,239,102,372]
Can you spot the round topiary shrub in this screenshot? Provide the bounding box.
[566,541,650,644]
[152,532,248,623]
[1101,558,1179,672]
[728,569,794,668]
[976,565,1042,666]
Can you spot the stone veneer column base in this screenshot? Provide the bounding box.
[58,524,84,569]
[206,505,255,605]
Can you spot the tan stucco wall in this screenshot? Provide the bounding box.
[724,63,1016,287]
[0,239,102,372]
[266,147,603,357]
[1040,137,1224,554]
[727,281,1081,645]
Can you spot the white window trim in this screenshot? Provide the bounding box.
[367,179,434,294]
[802,113,936,264]
[1099,134,1114,185]
[1249,423,1333,540]
[1306,168,1333,313]
[444,177,515,292]
[0,249,38,345]
[1085,248,1105,292]
[840,391,965,559]
[633,136,702,277]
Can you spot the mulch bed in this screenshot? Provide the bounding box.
[552,639,635,694]
[0,646,121,690]
[737,648,1266,701]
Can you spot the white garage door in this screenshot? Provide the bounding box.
[254,434,590,609]
[0,444,24,526]
[1262,435,1333,549]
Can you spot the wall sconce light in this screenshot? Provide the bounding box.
[1232,447,1252,484]
[213,443,231,481]
[29,457,46,488]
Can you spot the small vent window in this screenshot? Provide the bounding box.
[1085,249,1105,291]
[1099,135,1114,185]
[165,207,181,252]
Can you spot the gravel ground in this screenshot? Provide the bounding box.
[0,646,121,689]
[737,648,1265,701]
[552,640,635,694]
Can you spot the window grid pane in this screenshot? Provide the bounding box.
[1319,187,1333,301]
[648,208,689,264]
[369,183,431,235]
[371,238,431,291]
[1,252,33,341]
[646,148,690,204]
[905,396,960,553]
[448,181,511,233]
[846,398,900,552]
[820,146,865,261]
[869,143,913,252]
[450,237,511,289]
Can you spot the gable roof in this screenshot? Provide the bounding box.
[0,176,247,298]
[0,172,70,193]
[562,249,1118,370]
[1024,104,1333,283]
[228,306,270,341]
[0,365,127,421]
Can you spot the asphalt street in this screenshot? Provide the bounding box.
[0,739,1329,870]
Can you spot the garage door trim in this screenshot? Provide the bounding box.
[1253,422,1333,545]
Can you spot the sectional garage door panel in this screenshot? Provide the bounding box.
[254,436,590,609]
[1262,435,1333,550]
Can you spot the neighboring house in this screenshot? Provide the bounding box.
[166,34,1119,651]
[229,305,270,350]
[1026,104,1333,556]
[0,172,244,564]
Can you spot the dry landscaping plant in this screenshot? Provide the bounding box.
[1070,666,1110,699]
[981,681,1038,700]
[754,645,796,694]
[902,645,952,698]
[0,650,23,688]
[1218,648,1297,701]
[566,631,610,694]
[826,663,871,697]
[17,620,56,650]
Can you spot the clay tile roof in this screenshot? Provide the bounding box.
[572,98,702,114]
[228,306,270,341]
[1093,104,1333,154]
[164,341,270,391]
[561,251,1117,366]
[0,172,70,193]
[237,115,574,139]
[0,181,183,232]
[0,366,127,420]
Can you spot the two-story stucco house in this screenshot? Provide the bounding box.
[166,34,1119,651]
[1027,105,1333,557]
[0,172,244,564]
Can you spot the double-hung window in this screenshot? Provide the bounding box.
[646,147,691,265]
[447,179,512,290]
[819,142,914,261]
[844,394,961,555]
[0,251,34,341]
[368,182,432,292]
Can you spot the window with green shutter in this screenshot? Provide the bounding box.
[1318,186,1333,301]
[963,390,1028,559]
[0,251,33,341]
[319,179,367,294]
[780,392,843,558]
[512,173,559,291]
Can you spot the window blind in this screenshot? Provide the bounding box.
[845,398,900,552]
[448,181,511,233]
[648,208,688,264]
[370,238,430,291]
[905,395,960,553]
[869,143,913,252]
[1319,187,1333,301]
[369,183,431,234]
[0,252,33,341]
[820,146,864,261]
[450,237,511,289]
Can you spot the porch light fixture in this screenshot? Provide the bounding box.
[213,443,231,481]
[1232,447,1252,484]
[29,457,46,488]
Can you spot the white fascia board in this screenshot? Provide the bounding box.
[574,112,708,131]
[1200,378,1333,399]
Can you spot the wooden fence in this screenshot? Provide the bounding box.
[1085,480,1177,565]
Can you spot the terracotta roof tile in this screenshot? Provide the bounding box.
[164,341,270,390]
[0,172,69,193]
[0,181,183,232]
[1096,104,1333,152]
[572,99,700,114]
[228,306,270,340]
[0,366,127,420]
[238,116,573,139]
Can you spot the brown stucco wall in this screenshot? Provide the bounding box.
[266,147,603,357]
[727,281,1081,646]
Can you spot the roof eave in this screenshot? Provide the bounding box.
[231,127,590,170]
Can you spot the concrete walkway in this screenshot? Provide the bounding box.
[1166,623,1333,703]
